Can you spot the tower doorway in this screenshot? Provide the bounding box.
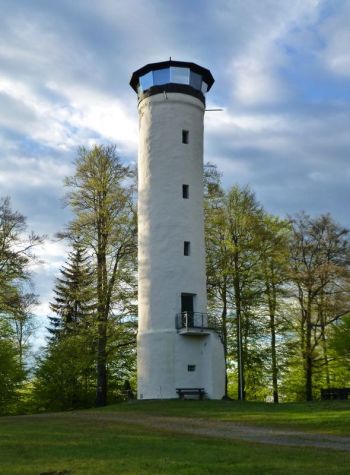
[181,293,195,327]
[181,293,194,313]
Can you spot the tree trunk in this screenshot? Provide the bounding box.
[269,283,279,403]
[319,292,331,388]
[305,297,313,401]
[233,254,244,400]
[95,235,108,407]
[96,320,107,406]
[321,328,331,388]
[221,285,228,398]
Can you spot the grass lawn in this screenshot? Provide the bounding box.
[98,399,350,435]
[0,401,349,475]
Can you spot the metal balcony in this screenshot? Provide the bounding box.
[175,312,223,340]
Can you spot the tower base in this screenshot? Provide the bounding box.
[137,329,225,400]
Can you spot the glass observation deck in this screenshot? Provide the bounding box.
[137,67,209,95]
[130,60,214,103]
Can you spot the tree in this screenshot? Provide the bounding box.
[225,186,266,400]
[0,197,42,314]
[289,213,350,400]
[0,319,24,415]
[204,164,231,397]
[0,197,43,413]
[48,242,96,339]
[206,183,266,400]
[12,291,38,367]
[33,333,96,411]
[32,242,97,411]
[258,215,291,403]
[64,145,137,406]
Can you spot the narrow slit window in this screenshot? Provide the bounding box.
[182,184,189,199]
[182,130,189,144]
[184,241,190,256]
[188,365,196,372]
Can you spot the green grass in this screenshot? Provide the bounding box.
[0,400,349,474]
[98,399,350,435]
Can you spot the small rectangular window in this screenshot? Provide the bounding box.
[182,130,189,144]
[182,184,189,199]
[184,241,190,256]
[188,365,196,372]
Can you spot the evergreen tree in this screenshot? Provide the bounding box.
[34,242,97,411]
[48,242,96,339]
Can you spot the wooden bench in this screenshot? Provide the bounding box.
[321,388,350,400]
[176,388,205,400]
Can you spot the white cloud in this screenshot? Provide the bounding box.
[220,0,322,105]
[48,82,138,154]
[0,154,72,189]
[320,2,350,77]
[206,108,289,134]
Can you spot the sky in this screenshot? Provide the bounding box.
[1,0,349,345]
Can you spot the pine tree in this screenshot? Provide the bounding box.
[34,243,97,411]
[48,243,96,339]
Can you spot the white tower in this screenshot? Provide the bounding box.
[130,60,225,399]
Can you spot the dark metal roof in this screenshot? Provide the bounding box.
[130,60,215,92]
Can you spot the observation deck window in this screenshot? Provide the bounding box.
[137,67,208,94]
[153,68,170,85]
[170,67,190,84]
[190,71,202,90]
[139,71,153,92]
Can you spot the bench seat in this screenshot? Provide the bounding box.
[176,388,205,400]
[321,388,350,400]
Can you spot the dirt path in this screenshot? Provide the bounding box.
[69,412,350,452]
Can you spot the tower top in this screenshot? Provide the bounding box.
[130,60,214,104]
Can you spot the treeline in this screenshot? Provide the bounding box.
[1,145,137,414]
[205,167,350,402]
[0,145,349,414]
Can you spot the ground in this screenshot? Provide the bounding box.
[0,400,349,474]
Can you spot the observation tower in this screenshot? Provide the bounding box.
[130,60,225,399]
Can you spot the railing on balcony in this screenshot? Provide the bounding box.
[175,312,223,341]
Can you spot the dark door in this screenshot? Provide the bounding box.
[181,294,194,327]
[181,294,194,313]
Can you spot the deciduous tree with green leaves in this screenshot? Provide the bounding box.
[0,197,43,413]
[289,213,350,400]
[64,145,137,407]
[257,215,291,403]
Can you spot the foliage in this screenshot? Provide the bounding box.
[63,144,137,406]
[48,242,96,339]
[206,182,271,400]
[329,315,350,366]
[288,212,350,400]
[33,333,96,411]
[0,197,43,414]
[0,320,25,414]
